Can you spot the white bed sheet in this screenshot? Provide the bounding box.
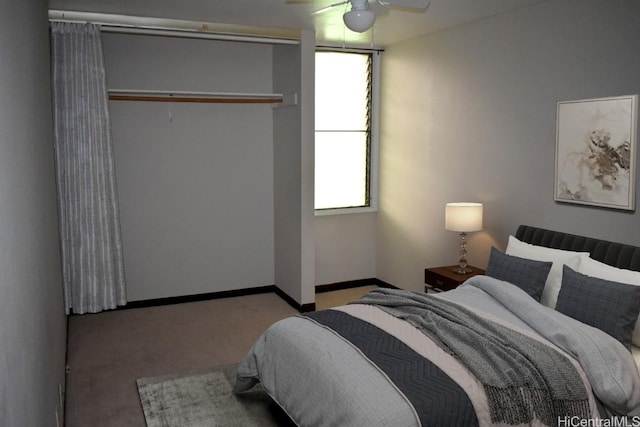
[632,346,640,372]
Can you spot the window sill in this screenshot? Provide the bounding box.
[314,206,377,216]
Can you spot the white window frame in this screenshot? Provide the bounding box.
[314,49,381,216]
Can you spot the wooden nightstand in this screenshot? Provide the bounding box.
[424,265,486,292]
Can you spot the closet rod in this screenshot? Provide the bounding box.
[108,90,284,104]
[109,95,282,104]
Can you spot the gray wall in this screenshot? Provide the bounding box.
[104,34,276,301]
[377,0,640,291]
[0,0,67,425]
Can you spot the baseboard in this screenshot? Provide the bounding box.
[77,278,396,314]
[104,285,277,312]
[315,278,398,293]
[99,284,315,314]
[273,277,397,313]
[372,278,398,289]
[274,287,316,313]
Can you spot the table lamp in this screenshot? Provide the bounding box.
[445,202,483,274]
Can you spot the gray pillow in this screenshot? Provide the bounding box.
[556,265,640,350]
[485,247,552,301]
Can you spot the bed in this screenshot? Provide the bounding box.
[234,225,640,426]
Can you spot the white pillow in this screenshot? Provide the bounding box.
[580,256,640,284]
[579,256,640,346]
[505,235,588,308]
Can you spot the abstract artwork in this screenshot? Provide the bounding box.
[555,95,637,210]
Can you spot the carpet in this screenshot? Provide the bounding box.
[137,364,296,427]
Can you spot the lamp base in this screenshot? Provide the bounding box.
[452,231,472,274]
[451,266,473,275]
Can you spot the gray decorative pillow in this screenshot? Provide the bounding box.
[556,265,640,350]
[485,247,552,301]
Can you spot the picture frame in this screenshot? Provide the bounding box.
[555,94,638,211]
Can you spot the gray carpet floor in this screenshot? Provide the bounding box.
[65,287,376,427]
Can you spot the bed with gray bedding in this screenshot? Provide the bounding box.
[234,226,640,426]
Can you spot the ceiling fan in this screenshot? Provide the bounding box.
[288,0,431,33]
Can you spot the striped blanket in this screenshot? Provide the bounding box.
[352,288,590,425]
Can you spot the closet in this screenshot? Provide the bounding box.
[100,29,315,307]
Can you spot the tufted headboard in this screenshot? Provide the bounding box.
[515,225,640,272]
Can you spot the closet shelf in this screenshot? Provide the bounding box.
[108,89,287,104]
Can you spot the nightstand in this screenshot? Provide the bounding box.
[424,265,485,292]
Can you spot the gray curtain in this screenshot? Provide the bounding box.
[51,22,126,314]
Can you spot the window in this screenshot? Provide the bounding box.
[314,50,378,213]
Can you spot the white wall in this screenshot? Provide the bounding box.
[104,34,276,301]
[272,30,316,306]
[378,0,640,291]
[315,213,376,285]
[0,0,67,425]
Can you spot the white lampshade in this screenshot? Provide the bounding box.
[343,9,375,33]
[445,203,483,232]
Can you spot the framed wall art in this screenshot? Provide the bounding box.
[555,94,637,211]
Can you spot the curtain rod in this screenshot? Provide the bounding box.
[99,26,299,45]
[48,10,301,45]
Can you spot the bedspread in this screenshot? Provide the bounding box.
[234,276,640,426]
[354,288,591,425]
[442,276,640,417]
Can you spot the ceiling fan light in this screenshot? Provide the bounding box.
[343,9,375,33]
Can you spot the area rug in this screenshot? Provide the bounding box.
[137,364,296,427]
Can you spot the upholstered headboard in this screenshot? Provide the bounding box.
[515,225,640,272]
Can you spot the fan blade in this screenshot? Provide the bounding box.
[368,1,389,17]
[311,1,349,15]
[377,0,430,10]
